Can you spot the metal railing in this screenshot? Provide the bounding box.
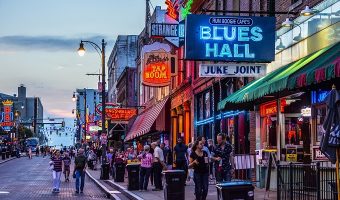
[277,161,337,200]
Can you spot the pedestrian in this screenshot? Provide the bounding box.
[74,148,87,194]
[187,143,194,182]
[211,133,234,182]
[188,139,209,200]
[174,137,188,175]
[28,146,32,159]
[207,139,215,180]
[96,146,102,164]
[63,152,71,182]
[137,145,153,191]
[107,149,114,177]
[36,145,40,157]
[161,142,173,170]
[151,142,164,191]
[50,150,63,193]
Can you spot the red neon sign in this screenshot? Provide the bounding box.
[165,0,179,21]
[142,51,171,87]
[106,108,137,121]
[260,99,286,117]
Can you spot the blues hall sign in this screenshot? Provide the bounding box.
[185,15,275,62]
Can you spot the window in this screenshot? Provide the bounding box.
[315,105,326,143]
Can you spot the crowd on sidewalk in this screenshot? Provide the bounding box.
[97,133,235,200]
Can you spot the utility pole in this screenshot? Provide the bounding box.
[83,89,87,144]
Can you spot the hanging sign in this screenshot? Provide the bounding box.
[165,0,179,21]
[199,63,266,77]
[106,108,137,121]
[0,100,14,131]
[151,23,180,37]
[142,49,176,87]
[185,14,275,62]
[301,107,311,117]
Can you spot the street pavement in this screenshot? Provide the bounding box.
[86,164,277,200]
[0,156,110,200]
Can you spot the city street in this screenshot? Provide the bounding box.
[0,157,109,200]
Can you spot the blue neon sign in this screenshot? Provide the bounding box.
[184,15,275,62]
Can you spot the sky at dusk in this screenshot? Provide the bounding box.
[0,0,166,127]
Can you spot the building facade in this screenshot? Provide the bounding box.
[107,35,138,103]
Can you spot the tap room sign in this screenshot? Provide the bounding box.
[199,63,266,77]
[185,15,275,62]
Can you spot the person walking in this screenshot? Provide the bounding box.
[96,146,102,164]
[50,150,63,193]
[188,140,209,200]
[151,142,164,191]
[28,146,32,159]
[63,152,71,182]
[74,148,87,194]
[36,145,40,157]
[212,133,234,182]
[187,143,194,182]
[137,145,153,191]
[207,139,215,180]
[174,137,188,174]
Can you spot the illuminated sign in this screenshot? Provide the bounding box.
[151,23,179,37]
[301,107,311,117]
[142,49,176,87]
[260,99,286,117]
[165,0,179,21]
[0,100,14,131]
[313,147,327,160]
[89,125,102,132]
[199,63,266,77]
[185,15,275,62]
[106,108,137,121]
[181,0,193,19]
[311,90,329,104]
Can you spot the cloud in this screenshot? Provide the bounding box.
[56,65,65,70]
[0,35,114,52]
[47,109,75,118]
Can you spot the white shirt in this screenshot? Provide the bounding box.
[153,146,164,162]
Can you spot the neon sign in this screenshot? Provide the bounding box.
[165,0,178,21]
[0,100,14,131]
[185,15,275,62]
[181,0,193,19]
[142,49,174,87]
[106,108,137,121]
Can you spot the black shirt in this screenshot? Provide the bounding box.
[213,142,233,171]
[190,151,209,174]
[174,144,188,161]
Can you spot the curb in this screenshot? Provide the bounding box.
[85,170,122,200]
[0,157,16,165]
[105,180,144,200]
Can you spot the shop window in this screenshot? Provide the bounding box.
[315,105,326,143]
[205,91,211,118]
[285,117,303,145]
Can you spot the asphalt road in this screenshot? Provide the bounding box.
[0,156,109,200]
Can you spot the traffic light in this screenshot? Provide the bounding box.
[61,121,65,127]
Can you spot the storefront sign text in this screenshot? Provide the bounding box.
[301,107,311,117]
[151,23,179,37]
[0,100,14,131]
[260,99,286,117]
[199,63,266,77]
[313,147,327,160]
[185,15,275,62]
[106,108,137,121]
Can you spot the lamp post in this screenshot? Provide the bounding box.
[77,39,107,163]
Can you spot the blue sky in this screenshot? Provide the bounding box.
[0,0,165,127]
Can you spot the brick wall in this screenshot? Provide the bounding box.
[249,111,256,154]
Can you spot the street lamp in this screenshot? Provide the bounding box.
[72,92,77,102]
[77,39,107,159]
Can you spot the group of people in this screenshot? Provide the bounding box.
[98,133,234,200]
[49,147,87,194]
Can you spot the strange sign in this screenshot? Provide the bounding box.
[185,15,275,62]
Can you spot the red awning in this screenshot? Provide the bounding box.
[125,96,169,141]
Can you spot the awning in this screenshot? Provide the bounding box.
[124,96,169,142]
[218,43,339,110]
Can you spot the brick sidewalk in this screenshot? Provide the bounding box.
[86,166,277,200]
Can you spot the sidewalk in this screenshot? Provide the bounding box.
[0,156,16,165]
[86,167,277,200]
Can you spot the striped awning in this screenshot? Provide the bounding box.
[124,96,169,142]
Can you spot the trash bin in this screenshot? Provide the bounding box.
[162,170,186,200]
[216,181,254,200]
[100,162,110,180]
[126,164,140,190]
[114,163,125,182]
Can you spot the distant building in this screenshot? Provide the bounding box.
[75,88,101,141]
[116,67,137,107]
[107,35,138,103]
